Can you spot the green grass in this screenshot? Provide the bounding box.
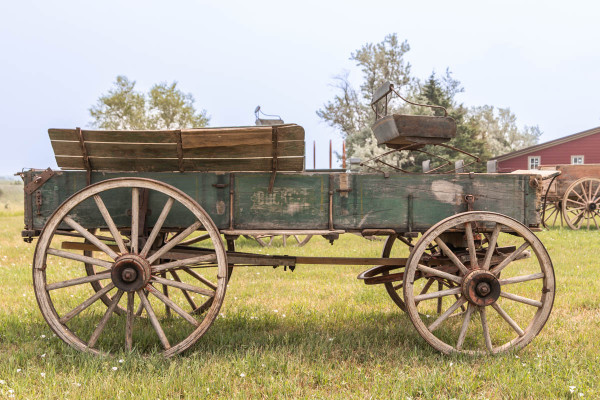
[1,213,599,399]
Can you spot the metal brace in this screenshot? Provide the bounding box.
[268,126,279,193]
[24,168,55,195]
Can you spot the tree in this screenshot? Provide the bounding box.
[89,76,146,130]
[89,76,209,129]
[468,106,542,157]
[317,34,415,143]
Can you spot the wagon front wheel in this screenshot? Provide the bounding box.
[403,211,554,354]
[33,178,228,357]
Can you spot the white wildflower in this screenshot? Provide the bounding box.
[118,359,124,363]
[328,337,334,341]
[273,309,278,313]
[0,380,5,385]
[112,367,118,371]
[40,353,46,358]
[240,373,246,377]
[16,369,21,373]
[282,314,286,318]
[449,362,454,367]
[579,393,584,397]
[569,386,576,393]
[40,335,46,339]
[40,373,46,377]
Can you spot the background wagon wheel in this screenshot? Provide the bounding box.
[403,211,555,354]
[562,177,600,230]
[541,198,563,228]
[382,235,458,314]
[84,232,125,315]
[33,178,228,357]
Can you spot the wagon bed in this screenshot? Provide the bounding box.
[20,124,556,358]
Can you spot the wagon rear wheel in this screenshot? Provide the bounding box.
[33,178,228,357]
[403,211,554,354]
[562,177,600,230]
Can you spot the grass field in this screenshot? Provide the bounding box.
[1,208,600,399]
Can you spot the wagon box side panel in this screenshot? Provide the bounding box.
[332,173,539,231]
[233,173,329,230]
[29,171,231,231]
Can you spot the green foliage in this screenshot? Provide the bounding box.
[318,35,542,172]
[89,76,209,130]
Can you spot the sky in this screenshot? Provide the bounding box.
[1,0,599,176]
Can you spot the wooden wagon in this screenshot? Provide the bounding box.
[19,87,557,356]
[539,164,600,229]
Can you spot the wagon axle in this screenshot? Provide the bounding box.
[111,254,151,292]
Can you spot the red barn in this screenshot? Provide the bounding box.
[491,126,600,172]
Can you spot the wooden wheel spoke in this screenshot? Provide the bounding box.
[88,289,124,347]
[456,303,475,350]
[393,282,403,291]
[434,237,469,275]
[60,283,115,323]
[125,292,134,351]
[414,277,435,306]
[93,195,128,254]
[46,271,111,291]
[414,286,461,302]
[137,290,170,349]
[482,223,501,270]
[491,302,524,336]
[480,307,493,352]
[500,291,543,307]
[147,221,203,264]
[169,270,197,311]
[147,285,199,327]
[566,198,585,206]
[182,267,218,291]
[498,272,544,285]
[464,223,478,268]
[140,197,175,258]
[63,216,119,260]
[151,275,215,297]
[152,254,217,274]
[490,241,530,276]
[417,264,462,284]
[47,248,113,269]
[131,188,139,254]
[428,296,467,332]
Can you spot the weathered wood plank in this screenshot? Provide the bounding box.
[55,156,304,172]
[182,124,304,147]
[49,124,304,144]
[50,140,304,159]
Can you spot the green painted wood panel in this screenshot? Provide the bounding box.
[24,170,539,232]
[233,173,329,230]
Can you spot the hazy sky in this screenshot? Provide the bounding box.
[1,0,599,175]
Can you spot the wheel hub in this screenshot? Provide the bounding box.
[111,254,151,292]
[588,202,597,212]
[462,269,500,306]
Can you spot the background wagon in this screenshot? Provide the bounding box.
[19,87,556,357]
[539,164,600,229]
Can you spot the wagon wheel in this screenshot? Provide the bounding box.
[382,235,460,314]
[403,211,554,354]
[541,198,563,228]
[562,177,600,230]
[291,234,313,247]
[33,178,228,357]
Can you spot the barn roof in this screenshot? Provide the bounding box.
[490,126,600,162]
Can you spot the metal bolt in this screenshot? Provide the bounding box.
[122,267,137,282]
[476,282,491,297]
